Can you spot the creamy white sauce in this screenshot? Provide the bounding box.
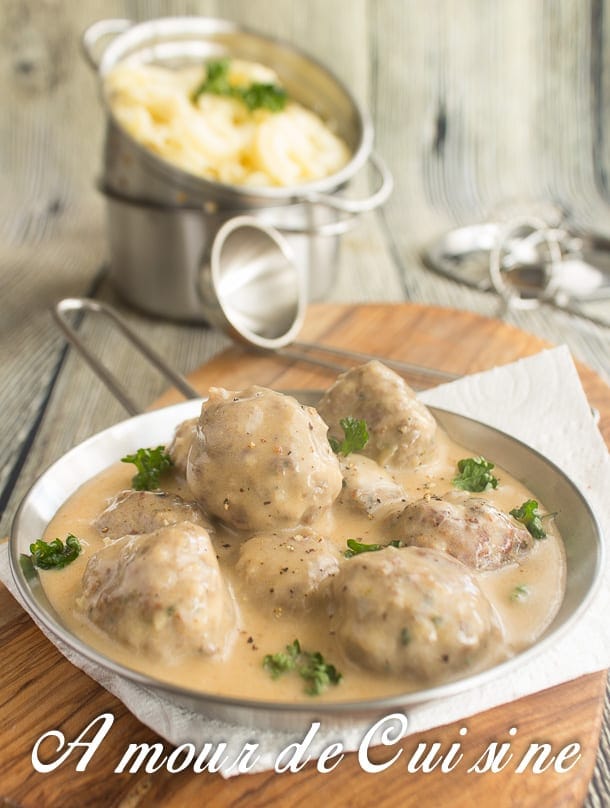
[39,427,565,704]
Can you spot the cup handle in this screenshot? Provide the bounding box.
[303,151,393,214]
[82,19,133,71]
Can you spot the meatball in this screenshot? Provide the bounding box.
[388,491,533,570]
[338,454,407,517]
[80,522,236,661]
[235,527,341,612]
[317,360,437,468]
[187,386,342,531]
[168,417,198,475]
[330,546,496,680]
[94,489,210,540]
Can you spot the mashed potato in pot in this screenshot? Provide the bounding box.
[104,58,351,187]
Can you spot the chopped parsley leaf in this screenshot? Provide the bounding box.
[263,639,300,678]
[121,445,172,491]
[329,417,369,456]
[510,499,547,539]
[344,538,401,558]
[241,82,287,111]
[452,456,499,492]
[511,584,530,602]
[263,639,342,696]
[30,534,82,570]
[191,58,287,111]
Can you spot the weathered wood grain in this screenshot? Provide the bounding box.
[373,0,610,384]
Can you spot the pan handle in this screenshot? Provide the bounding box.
[259,152,393,237]
[303,151,393,215]
[52,298,200,415]
[82,18,133,71]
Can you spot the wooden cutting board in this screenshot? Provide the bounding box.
[2,303,608,807]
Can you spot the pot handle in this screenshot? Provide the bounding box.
[82,18,133,70]
[52,298,200,414]
[267,152,393,237]
[303,151,393,214]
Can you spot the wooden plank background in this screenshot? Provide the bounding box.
[1,1,609,804]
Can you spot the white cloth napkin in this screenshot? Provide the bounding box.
[1,345,609,776]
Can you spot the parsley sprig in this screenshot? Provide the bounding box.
[453,456,499,492]
[344,538,402,558]
[329,417,369,456]
[191,58,287,111]
[121,446,172,491]
[30,534,82,570]
[510,499,548,539]
[511,584,530,602]
[263,639,342,696]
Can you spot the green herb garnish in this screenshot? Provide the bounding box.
[344,538,401,558]
[121,446,172,491]
[29,535,82,570]
[197,58,231,96]
[241,82,287,112]
[511,584,530,602]
[191,59,288,111]
[263,639,342,696]
[510,499,547,539]
[263,639,300,678]
[329,417,369,456]
[452,456,499,492]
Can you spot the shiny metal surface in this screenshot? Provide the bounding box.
[84,16,393,321]
[277,341,459,387]
[89,16,374,205]
[52,299,201,414]
[81,17,131,69]
[9,397,603,731]
[52,298,460,403]
[200,215,306,350]
[423,221,610,304]
[488,217,563,310]
[101,187,343,316]
[83,209,308,350]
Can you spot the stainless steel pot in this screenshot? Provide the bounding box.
[101,185,342,321]
[83,17,393,322]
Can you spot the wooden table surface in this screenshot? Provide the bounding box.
[1,2,609,806]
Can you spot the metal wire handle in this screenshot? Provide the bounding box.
[488,217,610,329]
[303,152,394,215]
[81,18,132,71]
[53,298,200,415]
[53,298,460,416]
[285,341,459,385]
[489,216,563,310]
[97,183,357,239]
[98,151,391,238]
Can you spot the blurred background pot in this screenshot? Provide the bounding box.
[83,16,393,322]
